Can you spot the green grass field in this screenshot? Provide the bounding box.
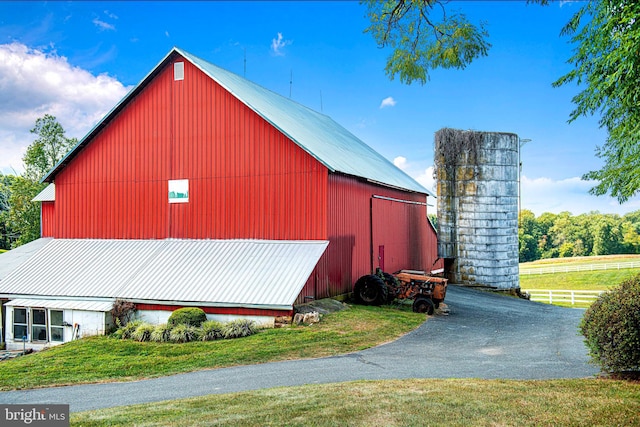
[520,269,638,291]
[521,254,640,268]
[71,379,640,426]
[520,254,640,291]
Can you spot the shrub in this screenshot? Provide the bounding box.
[580,274,640,374]
[119,320,143,340]
[222,319,258,339]
[150,323,172,343]
[167,307,207,328]
[201,320,225,341]
[111,299,136,327]
[169,324,199,343]
[131,323,155,342]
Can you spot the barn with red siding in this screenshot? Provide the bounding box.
[0,47,439,348]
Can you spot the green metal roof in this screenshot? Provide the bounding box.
[43,47,433,197]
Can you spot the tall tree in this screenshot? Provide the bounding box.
[24,114,77,182]
[7,115,76,247]
[553,0,640,203]
[362,0,491,84]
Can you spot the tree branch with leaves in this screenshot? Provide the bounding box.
[362,0,491,84]
[553,0,639,203]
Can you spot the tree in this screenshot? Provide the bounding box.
[24,114,77,182]
[0,174,17,249]
[362,0,491,84]
[592,214,624,256]
[553,0,640,203]
[7,176,44,247]
[6,115,75,247]
[518,209,540,262]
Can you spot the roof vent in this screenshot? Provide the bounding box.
[174,62,184,81]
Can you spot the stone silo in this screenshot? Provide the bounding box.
[435,128,520,290]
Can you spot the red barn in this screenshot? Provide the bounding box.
[0,48,439,348]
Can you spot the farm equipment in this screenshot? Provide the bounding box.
[353,268,448,315]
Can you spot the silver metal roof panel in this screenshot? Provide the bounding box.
[5,298,113,312]
[32,184,55,202]
[0,239,328,310]
[0,238,53,280]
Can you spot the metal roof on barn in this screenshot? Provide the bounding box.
[4,298,114,312]
[0,239,329,311]
[42,47,432,197]
[0,237,52,280]
[32,183,55,202]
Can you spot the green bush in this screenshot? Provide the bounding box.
[150,323,172,343]
[119,320,143,340]
[169,324,199,343]
[131,323,155,342]
[167,307,208,328]
[223,319,258,339]
[201,320,225,341]
[580,274,640,374]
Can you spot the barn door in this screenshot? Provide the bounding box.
[371,196,426,273]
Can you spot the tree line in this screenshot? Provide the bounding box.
[518,209,640,263]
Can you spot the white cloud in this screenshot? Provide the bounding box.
[380,96,396,109]
[92,17,115,31]
[0,42,130,174]
[415,166,436,195]
[271,32,292,56]
[104,10,118,20]
[393,156,407,169]
[92,10,118,31]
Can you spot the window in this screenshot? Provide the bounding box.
[50,310,64,342]
[32,308,47,341]
[174,61,184,81]
[168,179,189,203]
[13,308,27,340]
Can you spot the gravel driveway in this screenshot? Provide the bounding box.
[0,285,598,412]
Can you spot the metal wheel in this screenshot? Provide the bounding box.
[412,297,435,315]
[353,275,388,306]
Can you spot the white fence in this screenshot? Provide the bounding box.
[520,261,640,275]
[524,289,605,306]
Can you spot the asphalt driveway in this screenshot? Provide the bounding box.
[0,285,599,412]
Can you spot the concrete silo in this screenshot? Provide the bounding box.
[435,128,520,290]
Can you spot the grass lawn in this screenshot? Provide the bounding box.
[519,269,638,291]
[520,254,640,268]
[71,378,640,426]
[519,255,640,308]
[0,304,425,391]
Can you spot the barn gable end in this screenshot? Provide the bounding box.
[46,54,328,240]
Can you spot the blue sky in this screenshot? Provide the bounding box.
[1,1,639,216]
